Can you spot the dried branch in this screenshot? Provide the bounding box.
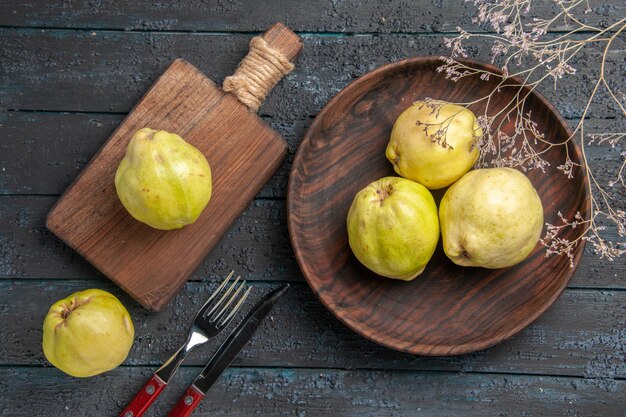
[438,0,626,262]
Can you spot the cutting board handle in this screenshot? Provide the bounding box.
[223,23,303,112]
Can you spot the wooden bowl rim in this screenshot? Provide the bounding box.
[287,56,591,356]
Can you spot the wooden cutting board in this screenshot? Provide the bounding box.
[46,23,302,311]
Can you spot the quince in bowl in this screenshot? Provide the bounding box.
[386,100,482,189]
[440,167,544,269]
[347,176,439,280]
[288,57,589,355]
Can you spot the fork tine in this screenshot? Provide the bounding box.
[218,286,252,327]
[205,275,241,319]
[210,280,246,323]
[197,271,234,318]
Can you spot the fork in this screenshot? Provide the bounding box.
[118,271,252,417]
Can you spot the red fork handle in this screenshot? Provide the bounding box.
[118,374,167,417]
[165,385,205,417]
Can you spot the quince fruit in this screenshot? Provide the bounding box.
[347,177,439,280]
[386,100,482,189]
[42,289,134,378]
[115,128,212,230]
[439,167,544,268]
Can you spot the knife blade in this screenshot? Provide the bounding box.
[165,284,289,417]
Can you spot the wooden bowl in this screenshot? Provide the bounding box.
[287,57,590,356]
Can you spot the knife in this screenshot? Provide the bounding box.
[165,284,289,417]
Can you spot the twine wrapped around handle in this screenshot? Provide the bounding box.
[223,36,295,112]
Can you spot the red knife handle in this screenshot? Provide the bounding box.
[165,385,205,417]
[118,374,167,417]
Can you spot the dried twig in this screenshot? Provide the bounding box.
[438,0,625,262]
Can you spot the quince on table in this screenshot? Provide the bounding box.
[42,289,134,378]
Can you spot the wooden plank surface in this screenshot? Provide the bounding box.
[2,367,624,417]
[1,1,625,415]
[1,0,624,33]
[1,196,624,289]
[1,113,623,198]
[1,281,624,380]
[0,197,300,282]
[0,111,308,197]
[1,30,623,119]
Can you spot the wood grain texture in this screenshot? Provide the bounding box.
[1,0,623,33]
[0,112,311,198]
[3,112,624,198]
[46,25,302,311]
[1,3,625,415]
[1,196,624,289]
[288,57,590,355]
[1,367,624,417]
[2,281,624,380]
[2,30,623,119]
[1,197,299,281]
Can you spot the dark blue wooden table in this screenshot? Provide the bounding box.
[0,1,625,416]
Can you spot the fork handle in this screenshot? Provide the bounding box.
[118,374,167,417]
[165,385,204,417]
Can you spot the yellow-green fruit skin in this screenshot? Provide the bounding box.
[439,167,544,269]
[347,177,440,280]
[115,128,212,230]
[386,100,482,190]
[42,289,135,378]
